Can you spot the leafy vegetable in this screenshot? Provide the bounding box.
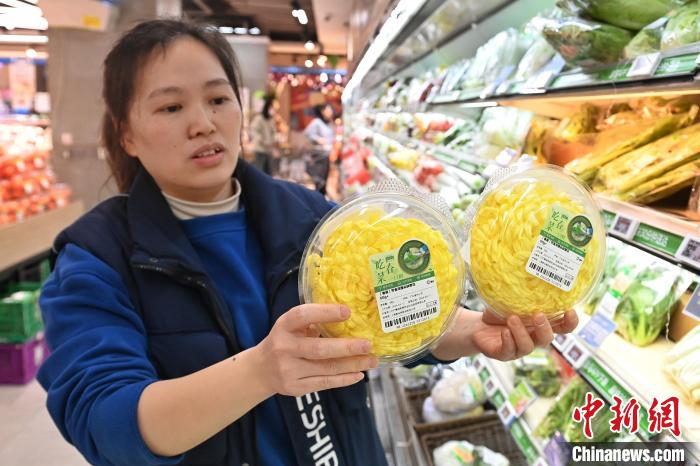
[661,1,700,50]
[615,263,692,346]
[625,17,667,58]
[541,16,632,68]
[534,377,588,439]
[557,0,680,30]
[514,349,562,397]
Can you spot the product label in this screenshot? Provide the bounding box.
[370,239,440,333]
[632,223,683,255]
[526,206,590,291]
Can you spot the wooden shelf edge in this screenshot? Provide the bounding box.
[0,201,84,274]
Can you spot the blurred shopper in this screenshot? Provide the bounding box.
[249,97,278,175]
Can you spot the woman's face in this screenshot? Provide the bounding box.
[321,105,333,121]
[122,37,241,202]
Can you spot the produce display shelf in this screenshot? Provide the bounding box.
[595,195,700,273]
[0,202,84,276]
[473,355,548,466]
[428,47,700,109]
[553,313,700,452]
[367,154,398,181]
[373,129,492,171]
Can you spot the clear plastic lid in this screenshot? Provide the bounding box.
[466,165,606,324]
[299,181,466,364]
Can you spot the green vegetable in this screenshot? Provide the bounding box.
[615,263,692,346]
[583,238,624,315]
[625,17,667,58]
[557,0,679,30]
[661,1,700,50]
[542,16,632,68]
[534,377,588,438]
[514,349,562,397]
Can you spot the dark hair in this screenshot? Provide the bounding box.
[313,103,333,123]
[102,19,243,192]
[261,97,274,120]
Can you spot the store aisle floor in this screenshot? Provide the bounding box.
[0,380,87,465]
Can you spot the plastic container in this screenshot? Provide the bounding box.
[0,336,47,384]
[466,165,606,324]
[300,181,465,364]
[0,289,42,343]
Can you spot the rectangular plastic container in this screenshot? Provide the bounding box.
[0,336,48,384]
[0,287,43,343]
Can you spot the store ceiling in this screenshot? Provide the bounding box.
[311,0,351,56]
[183,0,317,43]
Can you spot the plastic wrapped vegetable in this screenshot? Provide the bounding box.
[514,349,562,397]
[661,1,700,50]
[300,181,465,363]
[468,166,606,323]
[625,17,668,58]
[422,396,485,423]
[514,36,557,81]
[557,0,679,31]
[615,263,692,346]
[583,237,624,315]
[433,440,510,466]
[665,325,700,405]
[565,109,698,183]
[461,29,533,90]
[541,16,632,68]
[594,120,700,194]
[617,159,700,203]
[431,369,486,414]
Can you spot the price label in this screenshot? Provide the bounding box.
[523,70,555,92]
[681,284,700,321]
[563,341,590,369]
[578,312,617,349]
[551,333,571,351]
[479,367,490,383]
[473,355,485,371]
[496,81,512,95]
[676,235,700,268]
[485,377,498,397]
[627,52,661,78]
[533,458,549,466]
[611,215,639,239]
[633,223,684,255]
[497,401,516,426]
[480,83,499,99]
[595,292,620,319]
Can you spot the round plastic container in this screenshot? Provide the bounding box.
[467,165,606,324]
[300,188,465,364]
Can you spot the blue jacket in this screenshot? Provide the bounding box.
[42,160,389,466]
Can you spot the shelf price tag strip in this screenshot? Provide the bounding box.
[509,419,541,464]
[632,222,684,256]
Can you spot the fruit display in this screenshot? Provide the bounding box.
[0,124,70,226]
[300,186,464,363]
[468,166,606,323]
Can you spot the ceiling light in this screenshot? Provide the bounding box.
[0,34,47,44]
[320,72,328,83]
[297,10,308,25]
[304,40,314,51]
[218,26,234,34]
[249,27,261,35]
[317,55,327,66]
[334,74,343,84]
[304,59,313,68]
[234,27,247,34]
[25,47,36,58]
[291,9,298,17]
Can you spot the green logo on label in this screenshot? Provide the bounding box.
[398,240,431,275]
[568,215,593,247]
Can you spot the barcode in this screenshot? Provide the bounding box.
[386,307,437,328]
[528,262,571,288]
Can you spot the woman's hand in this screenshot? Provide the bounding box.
[255,304,378,397]
[430,308,579,362]
[472,310,579,361]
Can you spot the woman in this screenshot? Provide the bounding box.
[38,19,578,466]
[249,97,277,175]
[303,103,335,193]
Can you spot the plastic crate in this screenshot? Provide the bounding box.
[0,336,48,384]
[419,414,528,466]
[0,289,43,343]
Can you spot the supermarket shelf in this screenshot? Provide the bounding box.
[367,154,398,180]
[428,45,700,109]
[0,114,50,126]
[554,313,700,448]
[474,356,547,464]
[595,195,700,273]
[0,202,84,275]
